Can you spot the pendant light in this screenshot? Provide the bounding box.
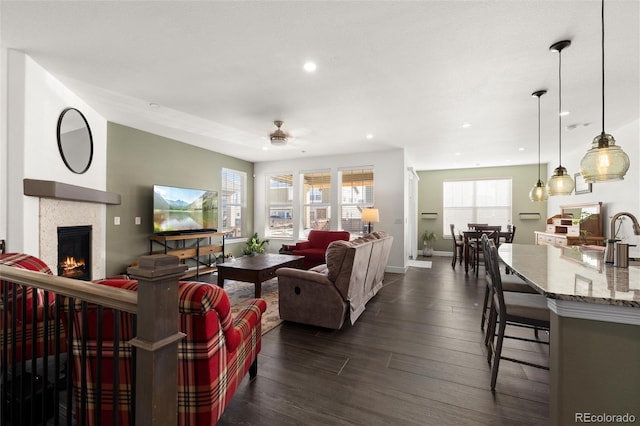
[529,90,549,202]
[579,0,630,182]
[547,40,574,196]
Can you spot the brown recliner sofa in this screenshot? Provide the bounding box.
[276,231,394,329]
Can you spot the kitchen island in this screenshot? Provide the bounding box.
[498,243,639,426]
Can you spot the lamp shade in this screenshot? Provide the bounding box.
[579,0,631,182]
[547,166,575,196]
[548,39,574,196]
[362,208,379,223]
[529,180,549,202]
[580,133,630,183]
[529,89,548,202]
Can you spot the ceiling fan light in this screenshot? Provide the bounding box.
[580,133,630,182]
[270,120,289,145]
[547,166,575,196]
[270,130,288,145]
[529,180,549,202]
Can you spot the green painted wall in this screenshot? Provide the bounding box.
[105,123,254,276]
[417,164,548,252]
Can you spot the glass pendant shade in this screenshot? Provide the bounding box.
[529,180,549,202]
[580,133,630,182]
[548,40,573,196]
[579,0,631,182]
[547,166,575,196]
[529,89,548,202]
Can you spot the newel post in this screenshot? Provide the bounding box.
[127,255,187,426]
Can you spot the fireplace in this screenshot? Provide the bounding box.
[57,226,92,280]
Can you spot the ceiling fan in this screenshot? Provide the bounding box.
[269,120,289,145]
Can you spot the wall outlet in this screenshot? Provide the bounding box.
[135,217,141,225]
[114,216,121,225]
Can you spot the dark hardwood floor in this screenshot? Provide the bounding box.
[219,256,549,425]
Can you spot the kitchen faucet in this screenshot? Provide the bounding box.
[605,212,640,264]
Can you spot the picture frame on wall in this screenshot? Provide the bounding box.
[574,173,592,195]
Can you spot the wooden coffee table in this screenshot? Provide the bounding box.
[216,253,304,298]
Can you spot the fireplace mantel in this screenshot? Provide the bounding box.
[24,179,121,205]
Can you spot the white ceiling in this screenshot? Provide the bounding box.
[1,1,638,171]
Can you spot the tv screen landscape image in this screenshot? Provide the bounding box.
[153,185,218,234]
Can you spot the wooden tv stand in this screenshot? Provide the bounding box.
[149,231,224,279]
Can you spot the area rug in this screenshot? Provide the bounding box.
[224,277,282,334]
[407,259,432,268]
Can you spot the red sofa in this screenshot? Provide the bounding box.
[291,230,351,269]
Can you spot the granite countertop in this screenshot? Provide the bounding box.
[498,243,640,308]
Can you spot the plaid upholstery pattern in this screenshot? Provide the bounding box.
[66,279,266,426]
[0,253,64,363]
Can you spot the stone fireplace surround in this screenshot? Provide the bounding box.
[24,179,121,280]
[40,198,105,280]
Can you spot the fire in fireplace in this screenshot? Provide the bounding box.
[57,225,92,280]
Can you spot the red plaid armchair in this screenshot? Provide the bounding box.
[0,253,64,363]
[66,279,266,426]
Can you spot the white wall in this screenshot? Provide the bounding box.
[546,119,640,248]
[1,49,8,245]
[3,50,107,261]
[254,149,407,273]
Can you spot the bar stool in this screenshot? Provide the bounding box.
[483,237,550,391]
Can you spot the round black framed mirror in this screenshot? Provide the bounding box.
[57,107,94,174]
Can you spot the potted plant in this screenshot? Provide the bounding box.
[242,233,269,255]
[216,252,235,264]
[421,229,437,257]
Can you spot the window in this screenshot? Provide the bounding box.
[443,178,512,236]
[302,171,331,232]
[339,168,374,236]
[221,168,246,239]
[266,174,294,239]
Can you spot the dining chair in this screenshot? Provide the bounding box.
[500,225,517,274]
[449,224,464,269]
[502,225,517,244]
[483,237,550,391]
[467,223,488,230]
[469,226,501,277]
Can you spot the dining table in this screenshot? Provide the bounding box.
[498,243,640,426]
[462,228,513,274]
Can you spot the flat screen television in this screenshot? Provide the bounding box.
[153,184,218,234]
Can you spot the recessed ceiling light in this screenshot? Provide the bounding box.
[262,146,268,151]
[303,61,317,72]
[559,110,570,116]
[366,134,374,139]
[455,152,462,156]
[462,122,471,128]
[518,147,525,151]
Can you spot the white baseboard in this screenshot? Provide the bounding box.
[420,250,451,257]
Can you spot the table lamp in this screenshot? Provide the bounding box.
[362,208,379,234]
